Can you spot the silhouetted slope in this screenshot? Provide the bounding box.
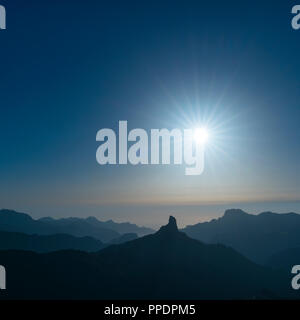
[182,209,300,264]
[0,209,119,242]
[0,230,105,252]
[0,217,294,300]
[0,209,153,242]
[109,233,138,245]
[39,216,154,236]
[266,247,300,271]
[84,217,154,236]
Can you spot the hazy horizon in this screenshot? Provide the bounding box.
[3,200,300,229]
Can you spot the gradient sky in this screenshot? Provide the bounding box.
[1,0,300,228]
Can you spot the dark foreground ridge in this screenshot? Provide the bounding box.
[0,216,296,300]
[182,209,300,264]
[157,215,178,234]
[0,209,154,242]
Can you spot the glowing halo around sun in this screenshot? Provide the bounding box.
[193,127,210,145]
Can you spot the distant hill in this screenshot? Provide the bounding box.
[38,215,153,237]
[266,247,300,271]
[0,209,119,242]
[0,230,105,253]
[85,217,154,237]
[0,217,295,300]
[109,233,138,245]
[182,209,300,264]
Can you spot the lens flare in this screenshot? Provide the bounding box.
[194,127,209,145]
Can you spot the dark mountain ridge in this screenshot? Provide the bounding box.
[0,230,105,253]
[0,216,295,300]
[266,247,300,271]
[182,209,300,264]
[83,216,154,236]
[0,209,119,242]
[0,209,153,242]
[109,233,138,245]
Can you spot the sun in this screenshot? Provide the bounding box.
[193,127,210,145]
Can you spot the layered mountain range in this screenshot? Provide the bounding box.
[0,216,295,299]
[0,208,299,299]
[182,209,300,264]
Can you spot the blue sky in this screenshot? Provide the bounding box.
[0,0,300,227]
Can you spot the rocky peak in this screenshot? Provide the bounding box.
[158,216,178,234]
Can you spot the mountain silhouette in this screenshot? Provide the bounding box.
[83,217,154,236]
[182,209,300,264]
[0,216,295,300]
[109,233,138,245]
[266,247,300,271]
[0,230,105,253]
[0,209,144,242]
